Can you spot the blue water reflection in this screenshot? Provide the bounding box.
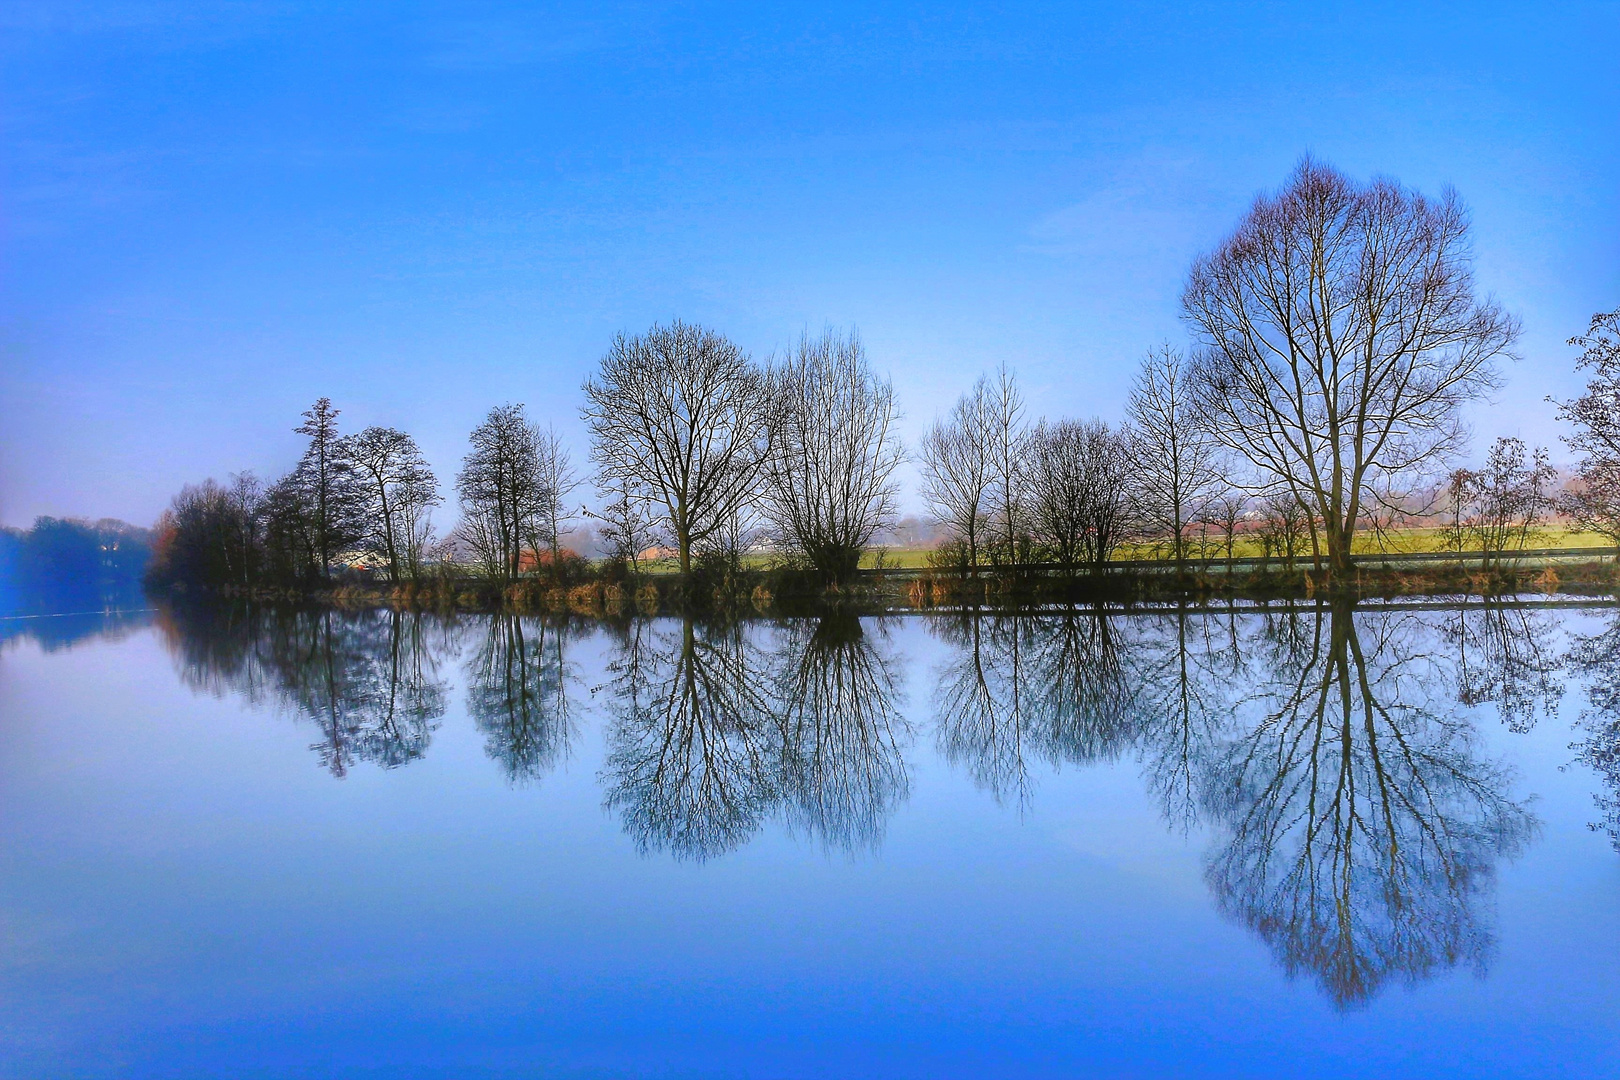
[1,601,1617,1077]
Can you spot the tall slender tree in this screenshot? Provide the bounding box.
[1129,345,1222,568]
[457,404,550,582]
[918,379,994,573]
[290,398,364,580]
[534,424,580,566]
[983,364,1029,566]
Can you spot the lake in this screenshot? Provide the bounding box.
[1,601,1617,1078]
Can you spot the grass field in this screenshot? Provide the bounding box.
[855,526,1617,570]
[630,527,1617,575]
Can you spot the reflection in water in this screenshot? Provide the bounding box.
[161,605,448,776]
[148,598,1584,1008]
[600,618,779,860]
[1133,608,1245,827]
[1567,611,1620,849]
[1443,602,1565,734]
[929,601,1539,1009]
[1191,604,1536,1009]
[465,616,577,784]
[932,613,1139,804]
[0,609,153,654]
[772,614,910,854]
[599,615,910,860]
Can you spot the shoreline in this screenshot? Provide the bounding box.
[148,559,1620,618]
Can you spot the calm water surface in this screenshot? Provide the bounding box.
[1,601,1617,1078]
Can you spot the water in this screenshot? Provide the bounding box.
[1,601,1617,1078]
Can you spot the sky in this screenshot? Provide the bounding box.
[1,1,1616,528]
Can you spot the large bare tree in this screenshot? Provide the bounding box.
[1129,344,1222,568]
[761,328,904,581]
[582,321,771,575]
[1183,158,1518,577]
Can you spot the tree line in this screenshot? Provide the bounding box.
[1,517,152,615]
[147,158,1618,592]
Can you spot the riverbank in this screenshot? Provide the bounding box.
[150,556,1620,617]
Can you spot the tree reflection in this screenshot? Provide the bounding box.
[1566,610,1620,850]
[932,615,1035,803]
[1442,601,1564,733]
[464,615,577,784]
[0,609,153,655]
[931,611,1138,804]
[155,595,1552,1008]
[1133,607,1244,826]
[159,604,448,776]
[1192,602,1536,1009]
[771,613,911,854]
[928,601,1539,1009]
[600,618,779,860]
[599,614,910,860]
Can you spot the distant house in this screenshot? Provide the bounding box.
[636,545,679,563]
[516,547,583,573]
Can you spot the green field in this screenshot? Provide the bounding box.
[858,526,1617,570]
[625,527,1616,575]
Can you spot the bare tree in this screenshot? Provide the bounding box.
[534,425,580,566]
[148,474,265,588]
[1025,420,1089,573]
[761,328,904,582]
[345,426,441,583]
[1200,489,1252,570]
[456,404,551,582]
[919,379,993,574]
[1450,437,1557,568]
[1075,420,1135,569]
[595,476,658,573]
[1555,309,1620,545]
[262,472,316,582]
[582,321,771,575]
[1440,467,1474,555]
[1184,158,1518,578]
[984,364,1030,567]
[1257,491,1310,570]
[1129,344,1222,568]
[1026,418,1134,572]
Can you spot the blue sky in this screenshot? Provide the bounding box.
[2,1,1616,527]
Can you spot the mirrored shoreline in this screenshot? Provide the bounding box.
[7,597,1618,1013]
